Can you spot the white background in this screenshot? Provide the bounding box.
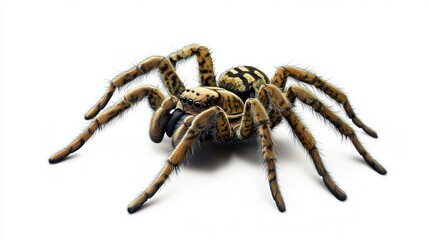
[1,0,428,239]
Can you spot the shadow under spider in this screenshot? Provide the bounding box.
[183,136,302,172]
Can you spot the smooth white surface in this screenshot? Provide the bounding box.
[1,0,428,239]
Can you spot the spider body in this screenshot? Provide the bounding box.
[49,44,386,214]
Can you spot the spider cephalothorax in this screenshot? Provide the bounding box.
[49,44,386,214]
[178,87,223,114]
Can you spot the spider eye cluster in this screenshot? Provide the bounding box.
[180,89,213,109]
[180,96,205,108]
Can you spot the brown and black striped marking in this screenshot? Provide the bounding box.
[219,66,269,101]
[49,44,385,214]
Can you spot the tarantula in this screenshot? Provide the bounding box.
[49,44,386,213]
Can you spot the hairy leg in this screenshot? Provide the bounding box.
[172,116,195,147]
[85,56,186,119]
[127,106,229,213]
[172,107,232,146]
[49,86,165,163]
[259,84,347,201]
[256,85,282,128]
[271,66,377,138]
[285,86,386,174]
[236,98,286,212]
[168,44,217,87]
[213,108,233,142]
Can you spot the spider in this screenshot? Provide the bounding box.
[49,44,386,213]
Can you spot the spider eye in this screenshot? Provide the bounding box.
[187,99,194,105]
[194,101,201,108]
[181,97,187,104]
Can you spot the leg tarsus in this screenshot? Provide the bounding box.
[349,135,387,175]
[323,174,347,201]
[49,153,69,164]
[351,114,378,138]
[127,194,148,214]
[269,177,286,212]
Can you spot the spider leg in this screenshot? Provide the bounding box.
[172,115,195,147]
[127,106,228,213]
[85,56,185,120]
[168,44,217,87]
[172,105,234,147]
[49,86,165,163]
[285,86,386,174]
[270,66,377,138]
[257,86,283,128]
[236,99,286,212]
[213,109,234,142]
[259,84,347,201]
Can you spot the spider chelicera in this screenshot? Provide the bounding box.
[49,44,386,213]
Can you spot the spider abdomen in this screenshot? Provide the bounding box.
[218,66,269,102]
